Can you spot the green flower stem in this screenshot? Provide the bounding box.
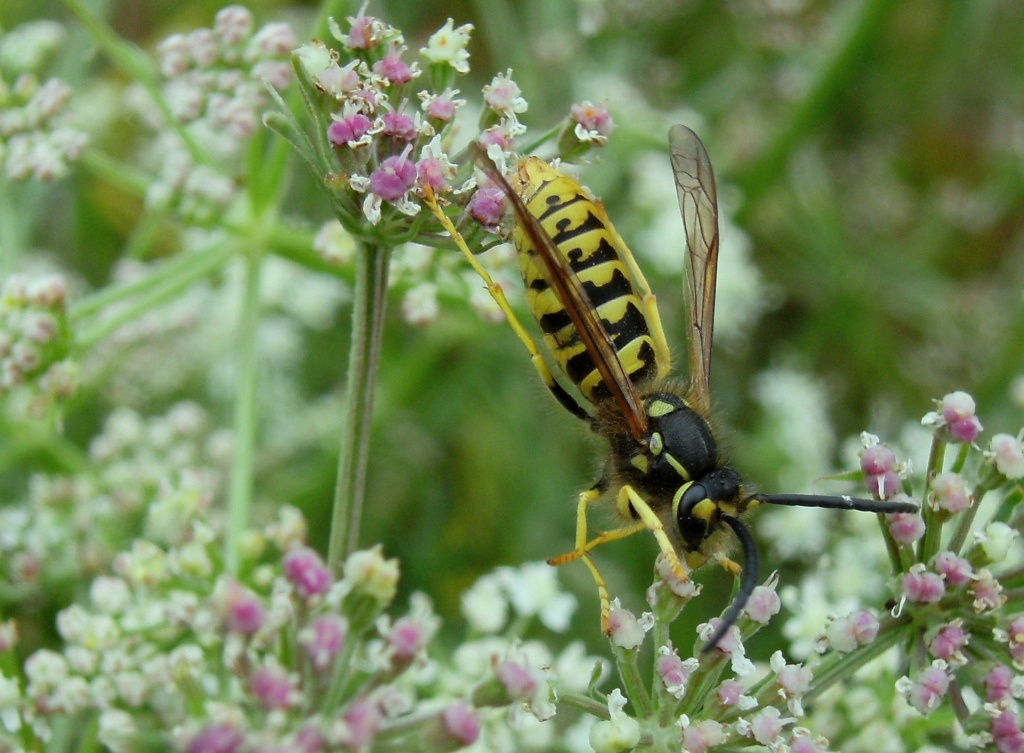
[328,242,391,569]
[804,617,910,704]
[948,468,999,555]
[225,253,262,574]
[679,654,728,718]
[918,433,948,563]
[950,443,971,474]
[558,690,611,719]
[81,149,150,198]
[73,241,236,349]
[612,645,652,719]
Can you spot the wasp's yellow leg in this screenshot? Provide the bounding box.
[547,486,645,633]
[605,222,671,379]
[424,187,592,421]
[548,487,647,567]
[617,485,690,583]
[716,554,742,577]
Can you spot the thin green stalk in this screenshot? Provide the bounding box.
[613,646,652,719]
[74,242,236,349]
[558,691,611,719]
[72,240,234,321]
[225,254,263,574]
[948,469,999,555]
[805,617,910,703]
[328,243,391,569]
[918,433,948,563]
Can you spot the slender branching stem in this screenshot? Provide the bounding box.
[225,253,263,574]
[328,242,391,569]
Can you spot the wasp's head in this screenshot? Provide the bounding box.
[673,467,743,553]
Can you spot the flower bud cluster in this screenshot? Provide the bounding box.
[0,507,512,752]
[139,5,296,223]
[0,273,76,413]
[0,21,87,181]
[287,10,613,327]
[0,401,229,596]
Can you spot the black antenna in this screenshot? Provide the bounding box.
[701,514,760,654]
[758,493,919,514]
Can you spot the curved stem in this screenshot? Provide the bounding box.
[328,242,391,569]
[225,254,263,574]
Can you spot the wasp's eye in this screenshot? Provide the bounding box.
[676,482,711,551]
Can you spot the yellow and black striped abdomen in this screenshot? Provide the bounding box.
[511,158,659,405]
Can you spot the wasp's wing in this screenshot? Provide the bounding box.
[669,125,720,403]
[471,144,649,440]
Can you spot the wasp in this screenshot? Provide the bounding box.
[425,126,917,650]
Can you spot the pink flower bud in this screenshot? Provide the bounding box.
[681,720,726,753]
[971,570,1005,613]
[495,660,537,700]
[222,582,265,635]
[570,101,614,136]
[283,547,333,599]
[987,664,1014,703]
[749,707,785,745]
[717,680,746,706]
[606,605,645,649]
[373,51,414,84]
[932,551,974,587]
[369,155,417,202]
[941,391,982,442]
[992,709,1024,753]
[850,610,880,644]
[656,649,695,696]
[468,187,505,228]
[900,664,950,715]
[389,616,429,661]
[887,510,925,544]
[866,470,901,498]
[416,158,448,193]
[381,110,417,141]
[1007,615,1024,666]
[744,584,781,624]
[439,701,480,747]
[249,667,294,710]
[424,90,460,122]
[902,567,945,603]
[928,621,968,663]
[300,615,347,671]
[860,445,896,475]
[187,723,243,753]
[328,113,372,146]
[931,472,971,513]
[340,697,381,750]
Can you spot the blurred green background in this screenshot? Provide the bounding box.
[5,0,1024,650]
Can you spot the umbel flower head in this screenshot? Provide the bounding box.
[275,7,614,269]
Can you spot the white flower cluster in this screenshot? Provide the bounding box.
[0,401,230,593]
[135,5,296,223]
[0,273,76,414]
[0,21,87,181]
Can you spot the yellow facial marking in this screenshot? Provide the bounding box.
[648,399,676,418]
[693,499,717,522]
[672,481,693,513]
[630,454,649,474]
[686,551,706,568]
